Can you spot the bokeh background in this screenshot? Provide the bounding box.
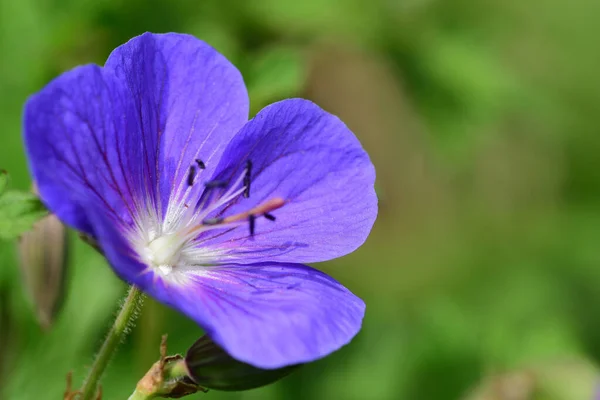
[1,0,600,399]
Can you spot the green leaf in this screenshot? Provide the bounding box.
[0,172,48,240]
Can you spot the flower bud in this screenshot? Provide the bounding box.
[17,184,68,329]
[185,335,299,391]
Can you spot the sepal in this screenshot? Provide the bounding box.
[184,335,299,391]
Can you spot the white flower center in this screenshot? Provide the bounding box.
[145,233,183,272]
[130,159,286,281]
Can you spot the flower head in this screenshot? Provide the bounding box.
[24,32,377,369]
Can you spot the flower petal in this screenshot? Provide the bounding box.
[24,65,144,235]
[88,206,364,369]
[24,32,249,235]
[198,98,377,264]
[104,32,249,218]
[168,263,365,369]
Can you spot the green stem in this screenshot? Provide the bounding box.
[79,285,144,400]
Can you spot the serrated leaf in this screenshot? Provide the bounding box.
[0,180,48,240]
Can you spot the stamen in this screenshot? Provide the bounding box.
[249,214,256,236]
[202,217,224,226]
[194,168,248,215]
[182,161,286,241]
[243,160,252,198]
[223,197,286,224]
[264,213,276,221]
[194,183,244,214]
[204,180,228,189]
[187,166,196,186]
[143,158,290,274]
[184,197,286,239]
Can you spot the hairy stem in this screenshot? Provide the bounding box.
[79,285,144,400]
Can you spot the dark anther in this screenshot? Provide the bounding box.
[243,160,252,198]
[249,214,256,236]
[187,166,196,186]
[263,213,276,221]
[195,159,206,169]
[202,217,224,226]
[204,180,228,189]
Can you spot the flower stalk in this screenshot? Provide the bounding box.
[79,285,144,400]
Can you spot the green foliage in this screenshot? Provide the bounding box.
[0,170,7,195]
[0,172,47,240]
[246,45,306,115]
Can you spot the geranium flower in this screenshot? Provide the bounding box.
[24,32,377,369]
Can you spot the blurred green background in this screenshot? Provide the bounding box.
[1,0,600,399]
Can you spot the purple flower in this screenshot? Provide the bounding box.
[23,33,377,369]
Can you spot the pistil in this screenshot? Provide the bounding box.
[145,159,285,274]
